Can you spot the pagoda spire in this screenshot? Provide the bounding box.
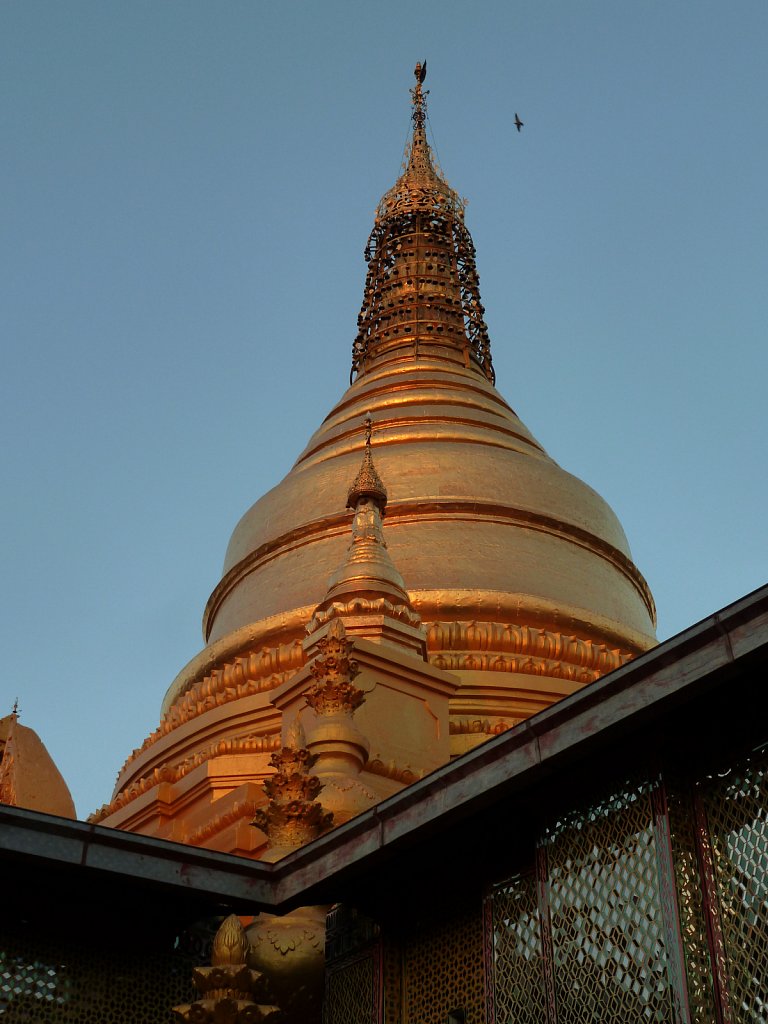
[306,417,425,657]
[351,62,494,384]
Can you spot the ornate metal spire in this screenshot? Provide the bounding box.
[351,63,494,384]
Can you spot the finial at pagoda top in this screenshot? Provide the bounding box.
[410,61,429,144]
[11,698,19,717]
[346,415,387,513]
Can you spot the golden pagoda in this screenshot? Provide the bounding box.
[93,64,656,851]
[0,707,76,819]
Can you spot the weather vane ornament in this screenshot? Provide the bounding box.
[411,61,429,130]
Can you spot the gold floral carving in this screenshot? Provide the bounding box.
[305,619,364,717]
[252,742,333,852]
[89,733,281,823]
[173,914,280,1023]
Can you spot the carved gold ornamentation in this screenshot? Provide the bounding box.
[173,914,281,1024]
[302,618,373,821]
[309,596,423,634]
[346,416,387,511]
[427,620,630,679]
[252,732,332,855]
[246,906,328,1024]
[305,619,364,717]
[102,617,628,822]
[449,717,521,736]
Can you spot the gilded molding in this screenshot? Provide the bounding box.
[427,620,631,678]
[90,732,280,824]
[308,596,423,634]
[449,717,521,736]
[187,797,265,846]
[119,639,304,777]
[111,618,629,802]
[204,498,656,638]
[365,757,423,785]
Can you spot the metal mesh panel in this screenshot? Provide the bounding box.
[543,780,676,1023]
[0,924,196,1023]
[489,872,548,1024]
[403,907,485,1024]
[324,951,379,1024]
[382,941,401,1024]
[704,754,768,1023]
[666,781,717,1024]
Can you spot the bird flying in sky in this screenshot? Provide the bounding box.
[514,112,524,132]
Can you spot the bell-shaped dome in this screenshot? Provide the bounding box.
[198,64,655,707]
[100,66,655,833]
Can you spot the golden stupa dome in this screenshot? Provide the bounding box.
[206,353,654,653]
[101,66,655,826]
[189,65,655,717]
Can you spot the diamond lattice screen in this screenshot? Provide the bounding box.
[403,907,485,1024]
[324,952,378,1024]
[0,925,196,1023]
[666,780,717,1024]
[489,872,547,1024]
[543,780,677,1024]
[705,755,768,1023]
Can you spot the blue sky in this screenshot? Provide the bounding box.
[2,1,766,817]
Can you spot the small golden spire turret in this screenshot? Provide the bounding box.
[307,417,426,657]
[351,62,494,384]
